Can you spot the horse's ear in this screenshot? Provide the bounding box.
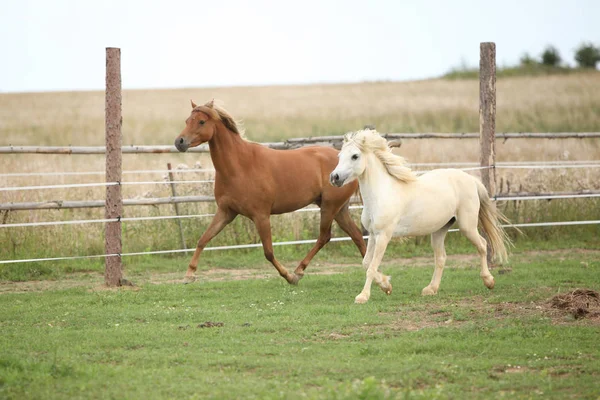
[206,99,215,108]
[190,99,197,109]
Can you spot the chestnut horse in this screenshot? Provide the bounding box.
[174,100,367,284]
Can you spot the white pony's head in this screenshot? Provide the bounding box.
[330,130,374,187]
[330,129,416,187]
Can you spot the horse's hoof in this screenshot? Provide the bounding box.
[380,275,392,295]
[421,287,437,296]
[380,284,392,295]
[354,294,369,304]
[483,276,495,290]
[183,276,197,284]
[288,274,302,285]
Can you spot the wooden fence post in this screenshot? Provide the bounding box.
[105,47,123,286]
[167,163,187,249]
[479,42,497,265]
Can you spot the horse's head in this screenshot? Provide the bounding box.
[330,131,368,187]
[174,99,219,152]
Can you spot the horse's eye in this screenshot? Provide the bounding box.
[351,154,359,160]
[199,120,205,125]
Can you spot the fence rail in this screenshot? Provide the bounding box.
[3,161,599,178]
[2,190,599,212]
[2,132,599,155]
[0,195,215,211]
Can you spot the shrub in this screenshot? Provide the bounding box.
[541,46,562,66]
[574,42,600,69]
[519,52,537,67]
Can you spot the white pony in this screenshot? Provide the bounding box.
[330,130,511,304]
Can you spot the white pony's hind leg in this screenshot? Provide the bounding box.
[422,224,451,296]
[459,224,495,290]
[355,231,392,304]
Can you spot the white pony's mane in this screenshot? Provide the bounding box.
[343,129,417,183]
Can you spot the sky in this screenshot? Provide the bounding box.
[0,0,598,93]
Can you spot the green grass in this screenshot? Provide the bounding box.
[1,250,599,399]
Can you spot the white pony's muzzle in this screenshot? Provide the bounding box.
[329,171,346,187]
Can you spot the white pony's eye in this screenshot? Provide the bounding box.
[351,154,359,161]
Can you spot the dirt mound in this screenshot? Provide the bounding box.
[197,321,224,328]
[550,289,600,319]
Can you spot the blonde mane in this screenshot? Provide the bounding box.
[194,101,247,139]
[343,129,416,183]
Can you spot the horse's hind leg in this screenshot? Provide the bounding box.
[293,207,336,281]
[458,217,495,290]
[422,223,452,296]
[185,207,237,283]
[253,215,297,284]
[333,204,367,257]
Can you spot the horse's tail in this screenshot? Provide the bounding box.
[476,179,512,263]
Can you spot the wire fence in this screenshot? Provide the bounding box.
[1,219,598,265]
[2,161,600,192]
[1,160,598,265]
[2,161,600,179]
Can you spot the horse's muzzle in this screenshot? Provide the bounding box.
[174,137,189,152]
[330,172,343,187]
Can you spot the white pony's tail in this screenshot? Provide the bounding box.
[476,180,512,263]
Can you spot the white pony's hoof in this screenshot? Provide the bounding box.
[421,286,437,296]
[379,275,392,295]
[354,293,369,304]
[483,275,495,290]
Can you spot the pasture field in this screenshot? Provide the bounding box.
[1,248,599,399]
[1,73,599,398]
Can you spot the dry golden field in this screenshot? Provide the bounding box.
[1,72,599,198]
[1,72,599,259]
[2,71,600,145]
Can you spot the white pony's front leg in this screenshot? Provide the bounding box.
[361,234,376,270]
[355,231,392,304]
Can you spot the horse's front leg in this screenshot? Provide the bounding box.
[355,231,392,304]
[362,234,392,296]
[362,233,376,270]
[293,207,335,281]
[253,215,297,284]
[185,207,237,283]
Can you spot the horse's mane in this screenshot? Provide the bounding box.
[343,129,417,183]
[193,101,247,139]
